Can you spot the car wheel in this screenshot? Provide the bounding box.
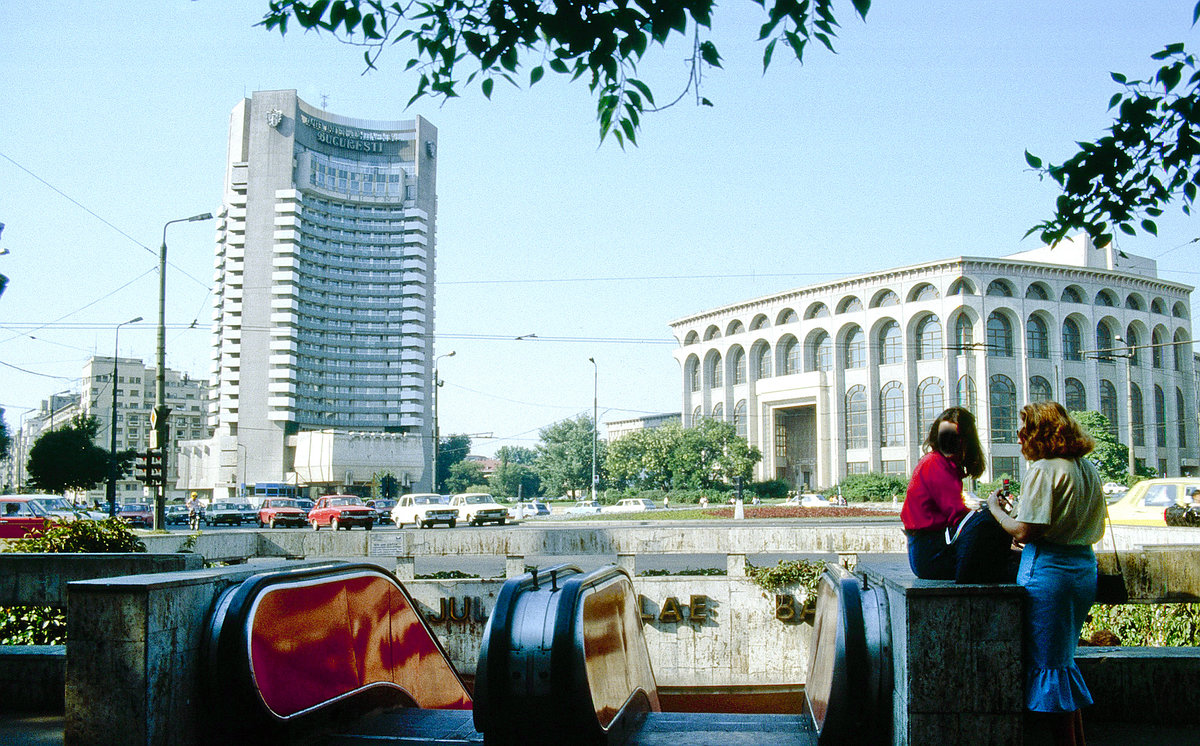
[331,517,340,531]
[394,519,403,529]
[312,520,320,531]
[419,521,428,529]
[365,522,373,531]
[498,518,506,525]
[449,519,457,529]
[268,517,277,529]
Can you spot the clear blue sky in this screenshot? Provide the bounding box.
[2,1,1198,456]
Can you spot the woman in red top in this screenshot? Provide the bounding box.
[903,407,1014,582]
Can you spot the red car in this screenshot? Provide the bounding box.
[0,496,51,539]
[117,503,153,528]
[309,495,374,531]
[257,498,308,529]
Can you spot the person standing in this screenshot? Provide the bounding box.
[987,401,1106,746]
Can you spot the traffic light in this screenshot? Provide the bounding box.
[135,450,163,486]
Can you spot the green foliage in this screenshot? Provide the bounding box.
[444,460,488,494]
[436,433,471,492]
[0,406,11,462]
[3,517,146,553]
[536,415,604,496]
[259,0,871,145]
[1028,27,1200,247]
[0,606,65,645]
[1070,410,1150,483]
[746,558,826,596]
[978,476,1022,497]
[605,421,760,491]
[1084,603,1200,646]
[824,472,907,502]
[750,479,791,500]
[26,414,112,494]
[603,487,727,505]
[491,453,541,498]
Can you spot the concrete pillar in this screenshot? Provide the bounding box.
[395,555,415,581]
[726,553,747,577]
[505,555,525,578]
[617,553,636,575]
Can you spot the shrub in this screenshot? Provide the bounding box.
[1084,603,1200,646]
[749,479,790,500]
[824,473,908,502]
[3,517,146,554]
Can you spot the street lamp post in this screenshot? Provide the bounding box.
[1115,335,1137,481]
[154,212,212,530]
[107,316,142,517]
[236,443,248,498]
[589,357,598,501]
[432,351,456,493]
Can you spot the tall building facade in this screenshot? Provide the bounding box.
[179,91,437,500]
[670,236,1198,489]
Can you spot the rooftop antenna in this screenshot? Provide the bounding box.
[321,93,330,109]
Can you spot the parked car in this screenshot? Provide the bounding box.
[309,494,375,531]
[566,499,603,516]
[786,494,831,508]
[1102,481,1129,497]
[604,498,656,513]
[509,501,551,520]
[206,500,256,526]
[117,503,153,528]
[28,495,101,522]
[1107,478,1200,526]
[449,493,508,526]
[371,499,397,525]
[391,493,458,529]
[0,496,51,539]
[257,498,309,529]
[295,498,315,514]
[165,504,191,526]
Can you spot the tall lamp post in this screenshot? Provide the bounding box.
[154,212,212,530]
[589,357,598,501]
[432,351,455,493]
[1115,335,1137,480]
[107,316,142,517]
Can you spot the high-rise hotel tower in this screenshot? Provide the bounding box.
[178,90,438,499]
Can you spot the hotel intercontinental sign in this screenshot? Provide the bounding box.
[299,113,410,156]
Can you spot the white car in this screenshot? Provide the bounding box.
[566,500,603,516]
[509,501,550,520]
[391,493,459,529]
[604,498,656,513]
[448,493,508,526]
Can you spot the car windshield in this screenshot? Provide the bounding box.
[272,499,300,508]
[464,495,493,504]
[234,504,252,511]
[330,497,360,506]
[414,496,438,504]
[35,497,74,511]
[122,505,149,512]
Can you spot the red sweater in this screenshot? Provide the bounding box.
[901,451,969,531]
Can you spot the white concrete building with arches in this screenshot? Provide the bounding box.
[669,235,1198,489]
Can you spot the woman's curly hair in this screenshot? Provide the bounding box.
[1018,401,1094,461]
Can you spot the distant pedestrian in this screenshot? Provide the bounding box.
[663,496,670,509]
[699,496,709,509]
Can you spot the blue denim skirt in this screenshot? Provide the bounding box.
[1017,542,1097,712]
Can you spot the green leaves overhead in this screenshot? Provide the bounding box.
[260,0,870,144]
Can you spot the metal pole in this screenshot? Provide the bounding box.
[1117,336,1136,481]
[108,316,142,517]
[589,357,597,501]
[432,351,455,493]
[155,213,211,530]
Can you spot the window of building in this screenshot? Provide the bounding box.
[692,406,702,425]
[1065,377,1086,412]
[882,460,907,476]
[1159,459,1168,478]
[992,456,1020,480]
[918,377,945,435]
[917,315,943,360]
[778,309,798,324]
[1126,326,1141,366]
[987,313,1014,356]
[782,337,801,375]
[688,359,700,392]
[880,382,904,447]
[954,315,973,352]
[1026,315,1049,359]
[1095,290,1115,306]
[986,280,1013,297]
[709,353,723,388]
[734,400,747,438]
[1096,322,1115,362]
[845,327,866,369]
[712,402,724,421]
[912,284,939,301]
[1029,376,1052,403]
[880,321,903,364]
[1061,286,1084,304]
[1152,328,1165,368]
[1062,319,1083,361]
[838,296,864,313]
[812,332,833,372]
[1178,388,1188,447]
[805,303,830,319]
[754,344,772,379]
[731,348,746,385]
[956,375,977,410]
[845,385,867,449]
[846,462,869,476]
[871,289,900,308]
[727,320,745,335]
[1025,283,1049,300]
[1100,380,1119,437]
[1175,330,1187,371]
[775,420,788,459]
[990,374,1017,443]
[1155,385,1167,447]
[1131,383,1145,446]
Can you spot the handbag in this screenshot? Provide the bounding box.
[1095,499,1128,604]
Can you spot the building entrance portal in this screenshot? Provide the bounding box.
[773,406,817,490]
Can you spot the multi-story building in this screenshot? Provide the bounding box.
[178,90,438,500]
[605,413,681,442]
[670,235,1198,489]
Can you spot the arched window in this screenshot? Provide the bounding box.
[704,325,721,341]
[1175,301,1189,318]
[811,331,833,371]
[986,280,1013,297]
[805,303,830,319]
[1126,326,1141,366]
[1178,388,1189,447]
[987,313,1013,356]
[688,358,700,392]
[1175,330,1188,371]
[709,353,723,388]
[712,402,724,421]
[1061,286,1084,303]
[956,375,977,410]
[1065,378,1086,412]
[845,327,866,369]
[1151,298,1166,314]
[1095,290,1115,307]
[684,331,699,346]
[1096,322,1115,362]
[912,284,939,301]
[871,290,899,308]
[781,337,801,375]
[778,309,798,325]
[731,347,746,385]
[754,344,772,379]
[880,321,903,364]
[948,278,976,295]
[1152,328,1166,368]
[1126,294,1144,311]
[1025,283,1050,300]
[1155,385,1167,446]
[845,385,867,449]
[954,315,973,351]
[734,400,747,438]
[1029,376,1052,402]
[839,296,864,313]
[1026,315,1049,359]
[917,315,943,360]
[692,406,702,425]
[989,375,1017,443]
[1100,380,1119,437]
[1063,319,1083,361]
[727,320,745,336]
[918,377,945,434]
[750,314,769,330]
[1131,383,1145,446]
[880,382,905,447]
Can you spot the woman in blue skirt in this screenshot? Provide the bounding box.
[987,401,1106,746]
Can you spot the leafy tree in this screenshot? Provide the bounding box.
[260,0,871,145]
[1071,410,1155,483]
[436,433,471,491]
[492,461,541,498]
[826,472,907,502]
[26,415,111,494]
[495,445,538,465]
[444,459,488,493]
[605,420,760,491]
[0,407,10,462]
[537,414,604,496]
